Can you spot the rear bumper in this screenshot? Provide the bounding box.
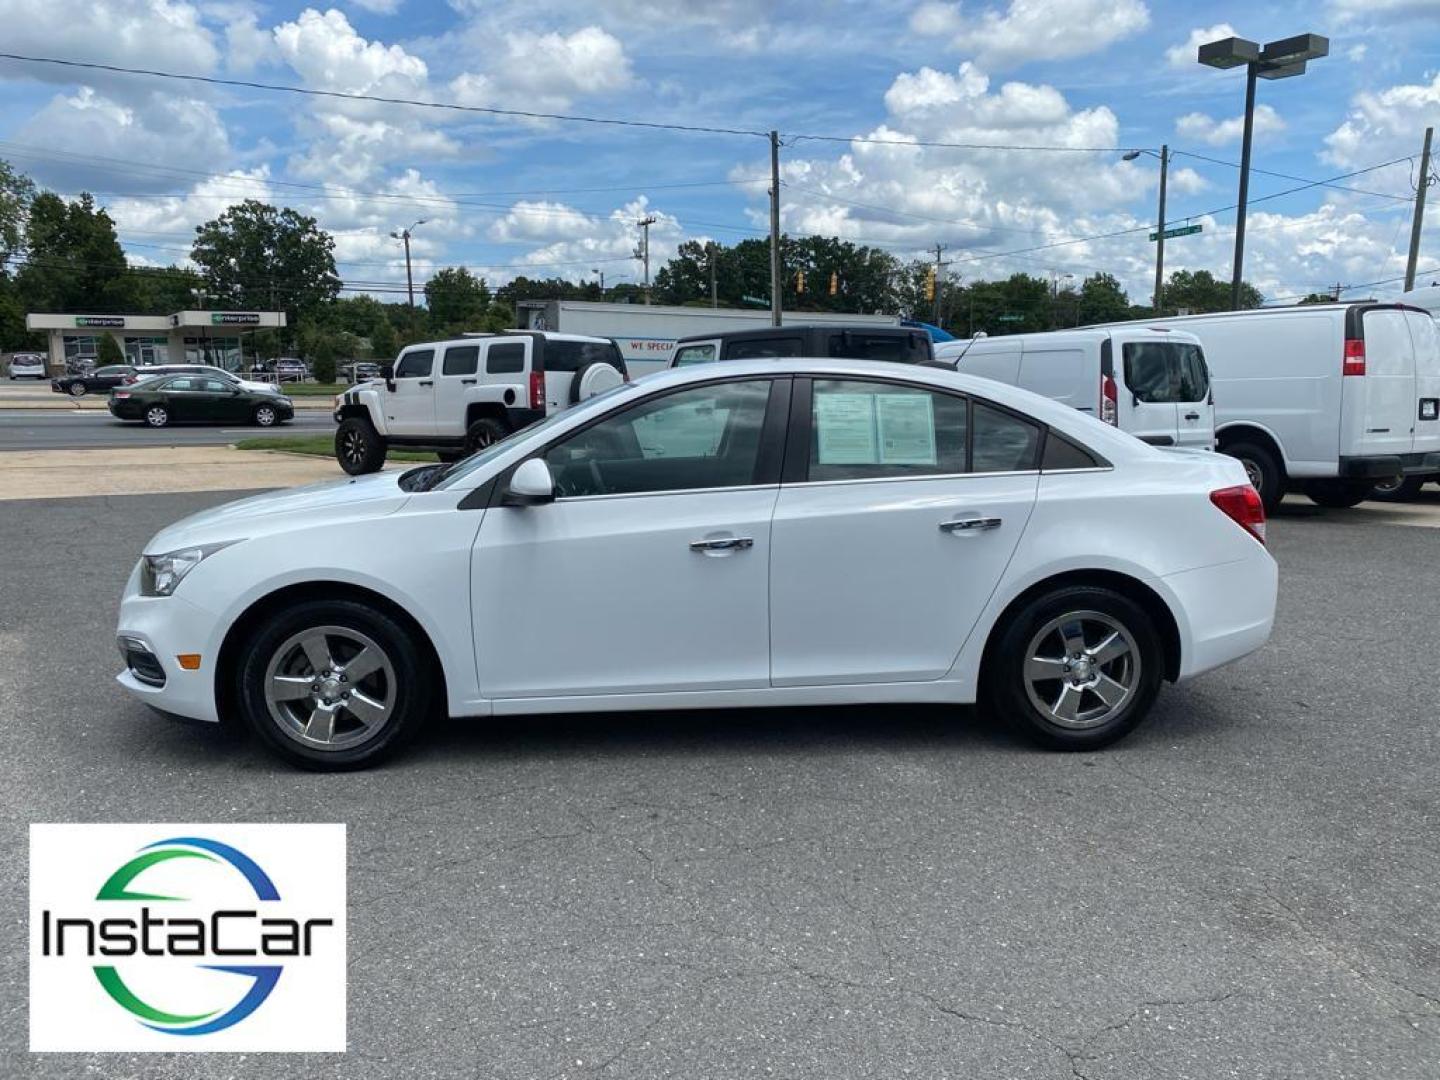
[1338,452,1440,479]
[1163,552,1277,682]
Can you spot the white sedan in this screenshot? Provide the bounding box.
[115,359,1277,769]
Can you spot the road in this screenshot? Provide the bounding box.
[0,409,335,450]
[2,490,1438,1077]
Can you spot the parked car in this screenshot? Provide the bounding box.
[108,375,294,428]
[8,353,46,379]
[117,357,1276,769]
[1095,303,1440,509]
[670,325,933,368]
[342,362,382,384]
[51,364,137,397]
[332,331,629,475]
[124,364,282,396]
[271,358,310,383]
[933,328,1215,451]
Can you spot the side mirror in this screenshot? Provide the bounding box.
[504,458,555,506]
[380,362,396,391]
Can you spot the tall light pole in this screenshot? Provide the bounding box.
[592,267,605,297]
[1125,146,1170,311]
[1199,33,1328,310]
[769,130,782,327]
[634,215,657,305]
[1404,127,1433,292]
[389,219,428,310]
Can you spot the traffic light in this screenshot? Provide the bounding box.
[924,267,936,301]
[795,270,806,294]
[829,271,838,296]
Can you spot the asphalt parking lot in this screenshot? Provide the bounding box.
[3,489,1439,1078]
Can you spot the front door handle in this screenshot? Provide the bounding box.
[690,537,754,552]
[939,517,1002,533]
[461,378,477,385]
[418,380,434,387]
[1184,411,1201,420]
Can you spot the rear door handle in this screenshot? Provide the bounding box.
[690,537,754,552]
[940,517,1002,533]
[460,378,477,385]
[418,380,433,387]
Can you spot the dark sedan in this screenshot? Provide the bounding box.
[108,374,294,428]
[51,364,137,397]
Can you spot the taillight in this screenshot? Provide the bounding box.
[528,370,544,411]
[113,391,131,399]
[1210,484,1266,545]
[1343,338,1366,376]
[1100,373,1118,425]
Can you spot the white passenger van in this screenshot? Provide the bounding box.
[1095,304,1440,509]
[933,327,1215,451]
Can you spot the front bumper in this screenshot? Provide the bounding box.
[1163,550,1278,681]
[114,562,223,723]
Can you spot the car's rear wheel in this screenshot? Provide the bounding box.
[145,405,169,428]
[465,416,508,453]
[1221,440,1284,513]
[253,403,278,427]
[335,417,386,475]
[1370,475,1425,501]
[69,383,87,397]
[984,586,1164,750]
[1304,479,1370,508]
[237,599,433,769]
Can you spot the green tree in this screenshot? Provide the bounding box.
[1298,292,1338,305]
[127,265,204,314]
[0,158,37,266]
[1077,273,1131,326]
[191,200,340,328]
[424,267,491,334]
[1162,269,1262,313]
[369,317,398,359]
[96,332,124,365]
[15,192,130,313]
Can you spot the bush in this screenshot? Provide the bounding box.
[97,333,125,365]
[310,350,337,384]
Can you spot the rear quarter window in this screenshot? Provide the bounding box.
[544,340,628,375]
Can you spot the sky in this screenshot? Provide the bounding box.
[1,0,1439,307]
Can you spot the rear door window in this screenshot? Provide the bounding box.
[486,342,526,374]
[827,332,924,364]
[672,343,718,367]
[727,336,804,359]
[442,345,479,376]
[1123,343,1182,402]
[1174,344,1210,402]
[544,339,626,375]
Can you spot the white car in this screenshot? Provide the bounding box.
[116,358,1277,769]
[8,353,46,379]
[126,364,282,396]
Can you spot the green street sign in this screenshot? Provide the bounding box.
[1150,223,1203,241]
[997,314,1024,323]
[740,295,769,307]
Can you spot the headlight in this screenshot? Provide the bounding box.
[140,540,243,597]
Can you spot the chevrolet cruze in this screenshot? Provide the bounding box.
[116,359,1277,769]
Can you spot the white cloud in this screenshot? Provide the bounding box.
[273,8,428,93]
[449,27,633,112]
[1344,42,1368,62]
[0,0,220,85]
[913,0,1150,70]
[107,168,274,243]
[1165,23,1238,68]
[482,197,679,284]
[1176,104,1284,146]
[225,14,276,72]
[348,0,401,12]
[1329,0,1440,20]
[1323,71,1440,168]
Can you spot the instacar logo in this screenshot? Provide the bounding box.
[30,824,346,1052]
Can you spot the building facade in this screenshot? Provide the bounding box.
[24,310,287,373]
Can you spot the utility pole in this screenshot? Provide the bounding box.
[1153,144,1169,313]
[390,219,427,310]
[1232,62,1258,311]
[769,130,782,327]
[592,267,605,297]
[1404,126,1433,292]
[635,215,657,304]
[931,243,949,325]
[707,242,718,308]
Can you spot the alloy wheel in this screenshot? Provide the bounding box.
[262,625,396,750]
[69,383,86,397]
[1022,610,1140,729]
[256,406,276,426]
[341,428,366,466]
[1240,457,1263,491]
[146,407,168,427]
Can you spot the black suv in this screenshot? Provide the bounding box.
[669,325,933,368]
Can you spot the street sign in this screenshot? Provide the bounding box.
[741,295,769,307]
[997,314,1024,323]
[1150,223,1203,241]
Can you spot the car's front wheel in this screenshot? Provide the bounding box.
[145,405,169,428]
[68,383,87,397]
[236,599,433,769]
[335,417,386,475]
[1370,475,1425,501]
[253,403,278,427]
[984,585,1164,750]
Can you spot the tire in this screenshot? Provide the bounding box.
[335,417,386,475]
[1304,479,1371,509]
[236,598,433,770]
[569,360,625,404]
[1370,475,1425,501]
[145,405,169,428]
[68,383,87,397]
[465,416,509,453]
[983,585,1164,751]
[1221,440,1284,513]
[253,403,278,427]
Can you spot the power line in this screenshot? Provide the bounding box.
[0,53,770,139]
[1171,149,1414,203]
[787,133,1148,154]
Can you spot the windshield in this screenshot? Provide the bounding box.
[431,382,638,491]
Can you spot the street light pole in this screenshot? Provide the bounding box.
[592,268,605,297]
[1404,126,1433,292]
[1199,33,1327,310]
[1154,145,1169,312]
[389,219,428,310]
[769,130,782,327]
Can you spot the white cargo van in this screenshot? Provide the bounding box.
[933,327,1215,451]
[1096,304,1440,509]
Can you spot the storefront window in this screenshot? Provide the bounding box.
[124,337,170,367]
[183,336,242,371]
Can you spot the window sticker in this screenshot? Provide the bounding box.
[815,392,879,464]
[876,393,937,465]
